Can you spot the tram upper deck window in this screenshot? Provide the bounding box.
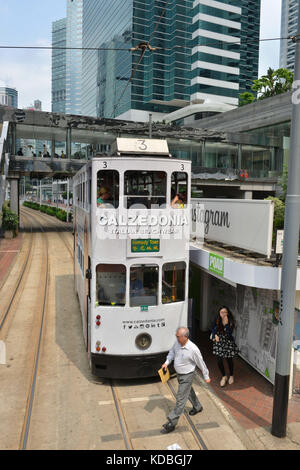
[162,261,186,304]
[124,171,166,209]
[130,265,158,307]
[97,170,119,208]
[96,264,126,306]
[171,172,188,208]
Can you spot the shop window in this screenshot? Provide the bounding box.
[96,264,126,306]
[171,172,188,208]
[97,170,119,208]
[130,265,158,307]
[162,262,186,304]
[124,171,166,209]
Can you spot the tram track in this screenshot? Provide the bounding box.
[11,207,207,450]
[0,209,50,450]
[16,211,49,450]
[21,206,73,258]
[110,380,133,450]
[166,378,208,450]
[105,376,208,450]
[0,213,34,333]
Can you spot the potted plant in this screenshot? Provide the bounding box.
[2,209,19,238]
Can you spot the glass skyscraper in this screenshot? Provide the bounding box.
[81,0,260,119]
[191,0,260,105]
[52,18,67,113]
[82,0,193,118]
[280,0,298,71]
[0,87,18,108]
[52,0,261,119]
[66,0,83,115]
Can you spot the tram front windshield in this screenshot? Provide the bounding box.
[162,261,186,304]
[130,265,158,307]
[96,264,126,306]
[124,171,166,209]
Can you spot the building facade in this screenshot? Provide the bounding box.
[280,0,298,71]
[52,18,67,113]
[54,0,260,120]
[0,87,18,108]
[66,0,83,115]
[80,0,260,120]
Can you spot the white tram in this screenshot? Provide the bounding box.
[73,138,191,378]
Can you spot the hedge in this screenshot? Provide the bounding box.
[23,201,72,222]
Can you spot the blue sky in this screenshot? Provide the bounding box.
[0,0,282,111]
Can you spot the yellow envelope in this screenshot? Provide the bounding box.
[158,367,170,383]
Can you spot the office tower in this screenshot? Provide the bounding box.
[81,0,193,119]
[61,0,261,120]
[280,0,298,71]
[34,100,42,111]
[66,0,83,115]
[52,18,67,113]
[191,0,260,106]
[0,87,18,108]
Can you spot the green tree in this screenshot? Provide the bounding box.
[265,196,285,234]
[239,91,255,106]
[252,67,294,100]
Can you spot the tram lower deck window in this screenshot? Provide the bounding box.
[97,170,119,208]
[96,264,126,306]
[162,262,186,304]
[124,171,166,209]
[130,265,158,307]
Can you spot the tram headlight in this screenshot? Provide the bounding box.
[135,333,152,351]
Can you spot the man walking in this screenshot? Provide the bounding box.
[161,326,210,434]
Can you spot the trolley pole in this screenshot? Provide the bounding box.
[271,8,300,437]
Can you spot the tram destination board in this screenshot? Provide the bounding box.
[131,239,160,253]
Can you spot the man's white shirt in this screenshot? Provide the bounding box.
[165,339,209,380]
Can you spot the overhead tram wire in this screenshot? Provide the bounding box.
[110,0,170,118]
[0,33,295,118]
[0,35,297,53]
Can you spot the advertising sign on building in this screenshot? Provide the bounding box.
[191,198,274,257]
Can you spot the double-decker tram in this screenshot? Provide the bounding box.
[73,138,191,378]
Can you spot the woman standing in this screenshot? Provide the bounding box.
[211,306,239,387]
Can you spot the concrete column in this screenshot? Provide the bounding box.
[51,139,56,160]
[243,190,253,199]
[66,127,72,159]
[238,144,242,170]
[200,271,211,331]
[10,123,17,155]
[9,178,19,222]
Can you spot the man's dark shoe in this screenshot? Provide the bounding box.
[161,421,175,433]
[189,406,203,416]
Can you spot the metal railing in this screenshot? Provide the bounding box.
[192,166,280,181]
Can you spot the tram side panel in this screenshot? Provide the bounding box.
[73,168,92,352]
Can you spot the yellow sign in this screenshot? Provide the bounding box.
[131,239,160,253]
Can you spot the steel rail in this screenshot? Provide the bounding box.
[166,379,208,450]
[18,211,49,450]
[110,380,133,450]
[21,207,73,257]
[0,213,33,332]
